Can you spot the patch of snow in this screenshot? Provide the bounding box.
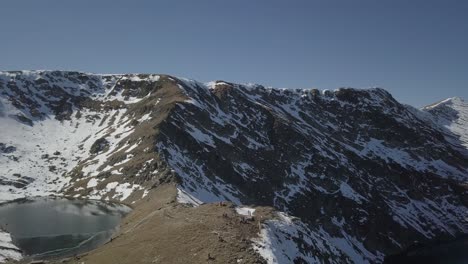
[137,113,152,123]
[339,182,367,204]
[113,182,137,201]
[87,178,99,188]
[176,187,203,206]
[235,207,255,216]
[106,181,119,190]
[0,230,22,263]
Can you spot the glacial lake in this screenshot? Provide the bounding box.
[0,197,131,260]
[384,235,468,264]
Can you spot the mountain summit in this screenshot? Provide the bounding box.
[423,97,468,150]
[0,71,467,263]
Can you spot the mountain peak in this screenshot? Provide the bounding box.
[424,96,466,110]
[422,96,468,150]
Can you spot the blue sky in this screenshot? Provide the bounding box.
[1,0,467,107]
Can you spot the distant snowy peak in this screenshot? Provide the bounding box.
[424,97,465,110]
[423,97,468,150]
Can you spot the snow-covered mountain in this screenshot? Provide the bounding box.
[423,97,468,150]
[0,71,467,263]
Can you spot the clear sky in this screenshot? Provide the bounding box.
[1,0,467,107]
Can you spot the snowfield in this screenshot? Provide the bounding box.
[0,71,155,203]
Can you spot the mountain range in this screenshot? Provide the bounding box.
[0,70,467,263]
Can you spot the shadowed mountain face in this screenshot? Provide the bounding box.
[1,71,467,263]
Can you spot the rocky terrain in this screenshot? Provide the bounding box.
[0,70,467,263]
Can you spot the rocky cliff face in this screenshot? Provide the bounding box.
[1,71,467,263]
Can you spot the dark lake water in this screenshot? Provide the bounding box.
[384,236,468,264]
[0,197,131,259]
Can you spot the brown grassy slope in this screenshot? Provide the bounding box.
[50,184,274,264]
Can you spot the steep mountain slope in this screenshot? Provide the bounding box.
[423,97,468,150]
[0,71,467,263]
[0,71,182,202]
[157,80,468,263]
